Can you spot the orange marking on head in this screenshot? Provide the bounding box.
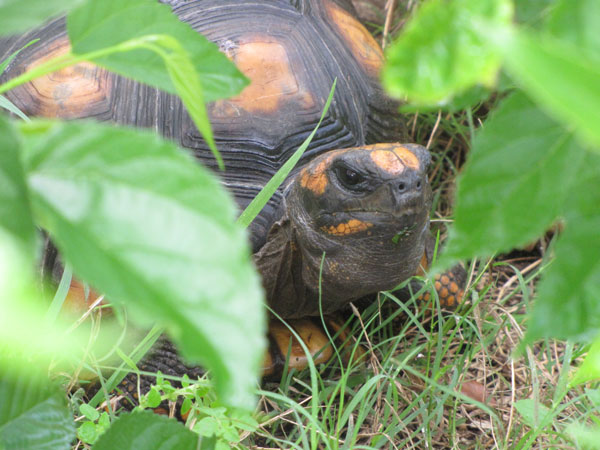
[322,219,373,236]
[325,0,384,74]
[218,37,314,115]
[392,147,420,170]
[300,162,329,195]
[370,149,407,175]
[22,39,110,119]
[299,152,339,195]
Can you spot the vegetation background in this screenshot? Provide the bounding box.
[0,0,599,448]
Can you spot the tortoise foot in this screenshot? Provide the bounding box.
[420,264,468,309]
[263,317,363,377]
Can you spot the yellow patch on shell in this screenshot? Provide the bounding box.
[212,37,314,116]
[322,219,373,236]
[21,38,111,119]
[324,0,384,75]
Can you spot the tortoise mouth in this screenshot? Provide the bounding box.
[318,208,424,222]
[316,209,426,237]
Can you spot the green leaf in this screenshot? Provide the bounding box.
[79,404,99,422]
[382,0,512,106]
[0,116,36,260]
[181,398,193,416]
[546,0,600,61]
[586,388,600,410]
[525,153,600,342]
[0,231,84,364]
[0,366,75,450]
[66,0,247,102]
[570,338,600,387]
[20,120,265,410]
[194,417,219,438]
[229,410,259,432]
[98,412,110,431]
[503,30,600,150]
[145,387,162,409]
[514,398,552,428]
[442,92,585,262]
[567,422,600,450]
[0,0,84,36]
[94,411,199,450]
[514,0,557,26]
[76,422,98,445]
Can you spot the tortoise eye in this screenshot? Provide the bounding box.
[335,166,365,188]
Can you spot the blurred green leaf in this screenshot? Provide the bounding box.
[546,0,600,61]
[515,398,552,428]
[514,0,557,26]
[94,411,199,450]
[76,422,98,445]
[382,0,512,106]
[0,0,84,36]
[0,117,36,260]
[145,387,162,409]
[66,0,247,102]
[570,337,600,387]
[79,404,99,421]
[567,422,600,450]
[441,92,584,262]
[194,417,219,437]
[503,31,600,150]
[0,365,75,450]
[20,120,265,410]
[525,153,600,342]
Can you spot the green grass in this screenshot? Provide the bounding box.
[64,241,595,449]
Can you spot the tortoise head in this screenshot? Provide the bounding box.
[285,143,432,314]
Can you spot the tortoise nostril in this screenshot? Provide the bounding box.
[416,180,421,189]
[398,182,406,192]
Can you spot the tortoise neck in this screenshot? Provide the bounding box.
[253,213,313,319]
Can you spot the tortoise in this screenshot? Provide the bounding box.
[0,0,465,383]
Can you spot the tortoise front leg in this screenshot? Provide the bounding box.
[413,247,468,309]
[263,317,363,377]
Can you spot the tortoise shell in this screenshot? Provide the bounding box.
[0,0,405,249]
